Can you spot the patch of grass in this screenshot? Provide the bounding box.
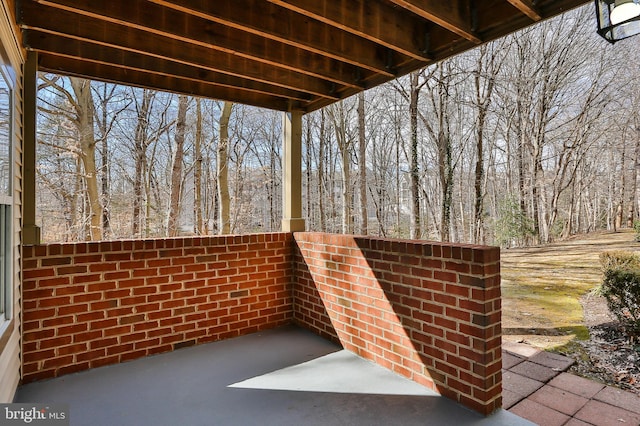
[502,280,592,329]
[499,232,635,350]
[558,325,590,341]
[549,325,590,359]
[550,338,590,363]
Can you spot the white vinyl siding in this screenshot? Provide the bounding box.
[0,0,23,403]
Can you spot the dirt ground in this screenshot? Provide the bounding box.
[574,293,640,393]
[501,229,640,394]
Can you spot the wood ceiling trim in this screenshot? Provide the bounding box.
[19,2,340,100]
[24,30,313,103]
[149,0,399,78]
[505,0,542,21]
[386,0,481,43]
[265,0,431,61]
[37,54,295,111]
[36,0,367,90]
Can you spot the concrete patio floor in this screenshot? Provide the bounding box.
[15,325,530,426]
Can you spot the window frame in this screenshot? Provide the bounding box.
[0,53,14,348]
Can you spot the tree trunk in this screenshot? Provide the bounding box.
[474,106,485,244]
[616,142,626,230]
[218,101,232,234]
[318,109,326,232]
[168,95,188,237]
[194,98,204,234]
[132,89,152,237]
[631,130,640,227]
[329,102,353,234]
[71,156,81,241]
[531,143,543,243]
[472,46,498,244]
[439,131,453,242]
[270,128,278,231]
[338,126,352,234]
[357,92,368,235]
[69,77,102,241]
[409,71,421,239]
[97,84,111,239]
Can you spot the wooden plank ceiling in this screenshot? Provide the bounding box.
[16,0,590,112]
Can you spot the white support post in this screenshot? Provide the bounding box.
[23,51,40,244]
[281,110,305,232]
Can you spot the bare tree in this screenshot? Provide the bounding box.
[357,92,368,235]
[471,43,503,244]
[393,70,429,239]
[39,75,104,240]
[167,95,188,236]
[93,83,130,238]
[218,101,232,234]
[194,98,204,234]
[132,89,153,237]
[328,100,356,234]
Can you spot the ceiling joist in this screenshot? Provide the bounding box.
[149,0,399,77]
[506,0,542,21]
[25,31,313,103]
[36,0,367,90]
[21,2,340,100]
[15,0,591,112]
[266,0,432,61]
[386,0,481,44]
[38,55,294,111]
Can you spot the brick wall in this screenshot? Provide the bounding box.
[293,233,502,415]
[21,231,503,416]
[21,233,292,383]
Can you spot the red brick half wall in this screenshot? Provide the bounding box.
[21,233,292,383]
[293,232,502,415]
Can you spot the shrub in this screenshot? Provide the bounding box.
[634,220,640,242]
[599,251,640,271]
[599,251,640,342]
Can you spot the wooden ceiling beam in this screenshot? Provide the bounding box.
[36,54,296,111]
[19,2,340,100]
[505,0,542,21]
[265,0,431,61]
[149,0,398,77]
[15,0,592,113]
[24,30,313,103]
[36,0,366,89]
[386,0,481,43]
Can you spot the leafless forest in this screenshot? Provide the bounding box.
[36,7,640,246]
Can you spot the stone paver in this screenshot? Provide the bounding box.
[502,346,640,426]
[529,384,589,416]
[502,389,524,410]
[547,373,605,399]
[510,398,571,426]
[502,370,545,397]
[528,350,575,371]
[503,351,525,370]
[593,385,640,414]
[510,360,558,382]
[574,399,640,426]
[503,342,540,358]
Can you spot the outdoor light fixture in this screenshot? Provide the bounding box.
[595,0,640,43]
